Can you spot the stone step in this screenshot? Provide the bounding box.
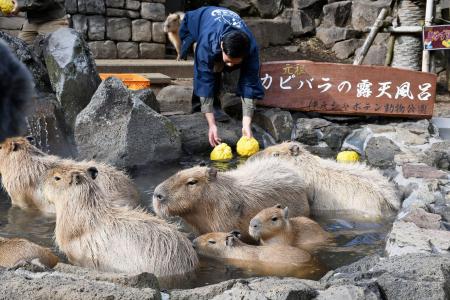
[139,73,172,85]
[95,59,194,79]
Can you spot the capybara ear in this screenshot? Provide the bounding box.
[25,136,34,143]
[283,207,289,219]
[274,203,282,209]
[289,144,300,156]
[225,235,236,247]
[199,161,206,167]
[87,167,98,180]
[229,230,241,238]
[206,167,217,180]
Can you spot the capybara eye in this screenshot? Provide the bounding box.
[187,180,198,186]
[271,217,278,222]
[208,240,216,244]
[54,176,61,181]
[273,152,280,157]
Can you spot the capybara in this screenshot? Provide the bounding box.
[42,165,198,278]
[249,204,332,251]
[153,156,310,241]
[250,141,400,219]
[163,12,184,60]
[0,237,58,268]
[193,231,318,277]
[0,137,140,213]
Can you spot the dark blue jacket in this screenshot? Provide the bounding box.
[179,6,264,100]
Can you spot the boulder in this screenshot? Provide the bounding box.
[277,8,315,37]
[218,0,252,14]
[249,0,284,18]
[131,88,160,112]
[244,18,292,48]
[71,14,88,38]
[64,0,78,14]
[316,284,381,300]
[322,125,352,151]
[316,26,360,48]
[254,108,293,142]
[351,0,392,31]
[322,1,352,27]
[43,28,101,131]
[424,141,450,170]
[85,0,106,14]
[341,127,372,155]
[87,15,106,41]
[126,0,141,10]
[355,44,387,66]
[106,18,132,41]
[402,163,448,180]
[117,42,139,58]
[292,0,326,19]
[365,136,401,168]
[156,85,193,115]
[398,207,442,230]
[132,19,151,42]
[293,118,331,146]
[0,31,51,93]
[75,77,182,169]
[141,3,165,21]
[401,182,442,210]
[385,221,450,256]
[139,43,165,59]
[88,40,118,59]
[332,39,364,60]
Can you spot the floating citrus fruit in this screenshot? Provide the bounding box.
[236,136,259,157]
[0,0,14,15]
[336,150,360,163]
[210,143,233,161]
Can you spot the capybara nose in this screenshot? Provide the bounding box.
[250,219,261,229]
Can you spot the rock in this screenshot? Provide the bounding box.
[293,118,331,146]
[385,221,450,256]
[355,44,387,66]
[117,42,139,58]
[131,88,160,112]
[132,19,152,42]
[244,18,292,48]
[65,0,78,14]
[170,277,320,300]
[293,0,322,9]
[77,0,87,14]
[322,1,352,27]
[402,163,448,180]
[278,8,315,37]
[126,0,141,10]
[393,128,428,146]
[106,18,132,41]
[305,142,337,159]
[156,85,193,115]
[324,253,450,300]
[398,207,442,230]
[87,15,105,41]
[424,141,450,171]
[316,284,381,300]
[141,3,165,21]
[402,182,441,209]
[88,40,117,59]
[71,14,88,38]
[352,0,392,31]
[250,0,284,18]
[0,31,52,93]
[322,125,352,151]
[85,0,105,14]
[316,26,360,48]
[332,39,364,60]
[254,108,293,142]
[365,136,401,168]
[75,77,182,169]
[0,268,160,299]
[218,0,252,14]
[43,28,101,131]
[106,8,140,18]
[139,43,165,59]
[428,204,450,222]
[284,45,300,53]
[152,22,166,43]
[106,0,125,8]
[292,0,325,18]
[341,127,372,155]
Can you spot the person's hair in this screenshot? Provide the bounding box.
[222,31,250,58]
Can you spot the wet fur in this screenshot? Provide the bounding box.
[153,156,310,241]
[0,237,58,268]
[42,167,198,277]
[251,141,400,219]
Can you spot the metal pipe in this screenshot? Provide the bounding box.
[422,0,434,72]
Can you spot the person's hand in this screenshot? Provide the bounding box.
[208,124,221,147]
[10,0,20,15]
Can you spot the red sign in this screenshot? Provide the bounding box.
[258,60,437,118]
[423,25,450,50]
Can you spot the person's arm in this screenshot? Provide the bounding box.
[241,97,256,137]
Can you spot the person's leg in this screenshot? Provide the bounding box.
[36,17,69,37]
[18,20,38,44]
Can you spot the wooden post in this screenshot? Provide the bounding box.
[353,8,389,65]
[422,0,434,72]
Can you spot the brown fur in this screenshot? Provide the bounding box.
[0,237,58,268]
[164,12,184,60]
[249,204,332,251]
[0,137,140,213]
[153,156,310,241]
[251,141,400,219]
[42,165,198,278]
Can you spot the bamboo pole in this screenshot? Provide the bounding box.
[385,35,396,66]
[353,8,389,65]
[422,0,434,72]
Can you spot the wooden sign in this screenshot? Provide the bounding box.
[423,25,450,50]
[258,60,437,118]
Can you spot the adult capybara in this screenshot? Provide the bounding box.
[42,165,198,278]
[0,237,58,268]
[0,137,140,213]
[250,141,400,219]
[249,204,332,251]
[153,156,310,241]
[163,12,184,60]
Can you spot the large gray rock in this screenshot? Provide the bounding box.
[332,39,364,60]
[85,0,106,14]
[385,221,450,256]
[152,22,166,43]
[141,3,165,21]
[424,141,450,170]
[292,0,322,9]
[218,0,252,14]
[65,0,78,13]
[170,277,320,300]
[117,42,139,58]
[168,113,243,154]
[316,284,381,300]
[71,14,88,38]
[43,28,101,131]
[132,19,152,42]
[139,43,165,59]
[293,118,331,146]
[126,0,141,10]
[245,18,292,48]
[398,207,442,230]
[277,9,315,37]
[323,254,450,300]
[341,127,372,155]
[351,0,392,31]
[131,88,160,112]
[106,18,132,41]
[0,31,52,93]
[402,163,448,180]
[322,1,352,27]
[106,8,140,18]
[87,15,106,41]
[88,40,117,58]
[106,0,125,8]
[250,0,284,18]
[355,44,387,66]
[365,136,401,168]
[75,77,182,169]
[316,26,360,48]
[156,85,193,115]
[322,125,351,151]
[254,108,293,142]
